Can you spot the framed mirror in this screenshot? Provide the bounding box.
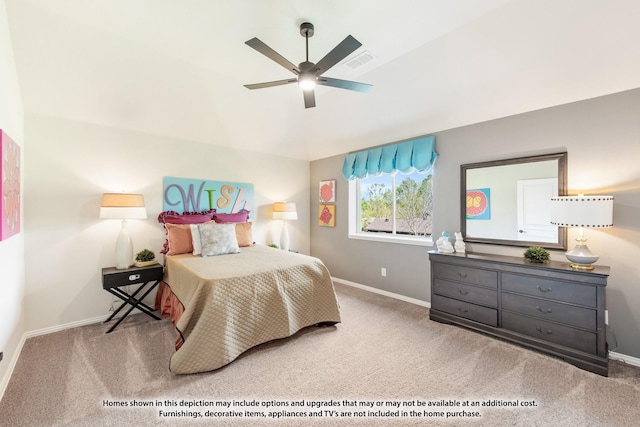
[461,152,567,249]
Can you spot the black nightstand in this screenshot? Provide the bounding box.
[101,264,164,333]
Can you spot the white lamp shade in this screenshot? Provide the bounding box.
[550,196,613,228]
[272,202,298,220]
[100,193,147,219]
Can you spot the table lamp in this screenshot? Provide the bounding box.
[550,195,613,270]
[272,202,297,251]
[100,193,147,269]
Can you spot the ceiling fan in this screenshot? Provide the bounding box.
[244,22,372,109]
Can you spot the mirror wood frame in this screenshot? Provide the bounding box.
[461,152,568,250]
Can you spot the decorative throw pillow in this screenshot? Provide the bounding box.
[212,210,250,223]
[158,209,216,224]
[190,220,217,255]
[165,223,194,255]
[198,223,240,257]
[235,222,254,247]
[157,210,216,253]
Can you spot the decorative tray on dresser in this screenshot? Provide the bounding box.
[428,250,610,376]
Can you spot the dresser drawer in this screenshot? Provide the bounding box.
[432,294,498,327]
[502,292,597,330]
[102,265,164,289]
[433,279,498,308]
[432,263,498,288]
[502,311,597,354]
[502,273,596,307]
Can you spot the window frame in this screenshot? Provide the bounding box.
[347,174,434,247]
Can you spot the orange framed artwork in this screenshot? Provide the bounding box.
[1,129,21,241]
[318,204,335,227]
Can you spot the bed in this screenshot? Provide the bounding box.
[155,239,341,374]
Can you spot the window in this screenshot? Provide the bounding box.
[349,170,434,245]
[343,136,437,246]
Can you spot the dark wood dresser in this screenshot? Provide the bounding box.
[429,251,609,376]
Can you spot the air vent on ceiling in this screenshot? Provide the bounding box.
[344,50,376,69]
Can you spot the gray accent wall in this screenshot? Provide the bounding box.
[311,88,640,359]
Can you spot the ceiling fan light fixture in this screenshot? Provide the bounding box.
[244,22,371,108]
[298,73,316,90]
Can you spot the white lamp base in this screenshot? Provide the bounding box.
[565,237,598,270]
[280,220,290,252]
[115,219,133,269]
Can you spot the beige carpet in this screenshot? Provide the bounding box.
[1,283,639,426]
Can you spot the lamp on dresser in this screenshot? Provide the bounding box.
[272,202,297,251]
[550,194,613,270]
[100,193,147,269]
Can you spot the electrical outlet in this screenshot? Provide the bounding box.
[381,268,387,277]
[605,310,609,325]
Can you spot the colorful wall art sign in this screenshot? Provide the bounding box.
[163,176,253,216]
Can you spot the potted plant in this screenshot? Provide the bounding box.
[134,249,157,267]
[523,246,550,263]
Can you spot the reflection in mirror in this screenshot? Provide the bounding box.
[461,152,567,249]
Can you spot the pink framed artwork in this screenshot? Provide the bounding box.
[319,179,336,203]
[1,130,21,241]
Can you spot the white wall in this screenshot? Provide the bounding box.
[0,0,25,392]
[23,114,310,333]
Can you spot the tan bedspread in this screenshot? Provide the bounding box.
[164,245,341,374]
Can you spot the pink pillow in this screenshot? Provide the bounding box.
[235,222,254,247]
[213,210,250,223]
[165,223,193,255]
[157,210,216,254]
[159,210,215,224]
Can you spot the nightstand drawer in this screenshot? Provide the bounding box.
[502,311,596,354]
[432,294,498,327]
[502,273,596,307]
[502,292,596,330]
[433,279,498,308]
[432,263,498,288]
[102,265,164,289]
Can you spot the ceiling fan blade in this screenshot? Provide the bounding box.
[303,90,316,109]
[244,78,297,90]
[317,77,373,93]
[245,37,300,75]
[313,35,362,75]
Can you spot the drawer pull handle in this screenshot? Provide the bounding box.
[536,285,552,293]
[535,326,553,334]
[459,289,469,295]
[457,307,469,314]
[457,272,468,278]
[536,306,552,314]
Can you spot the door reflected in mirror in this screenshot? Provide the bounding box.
[461,152,567,249]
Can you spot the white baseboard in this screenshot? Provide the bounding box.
[0,335,25,402]
[609,351,640,368]
[23,314,110,339]
[332,276,640,370]
[332,277,430,308]
[0,314,109,401]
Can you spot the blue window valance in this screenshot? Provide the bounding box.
[341,135,437,180]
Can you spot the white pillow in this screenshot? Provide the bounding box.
[190,224,202,255]
[198,223,240,257]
